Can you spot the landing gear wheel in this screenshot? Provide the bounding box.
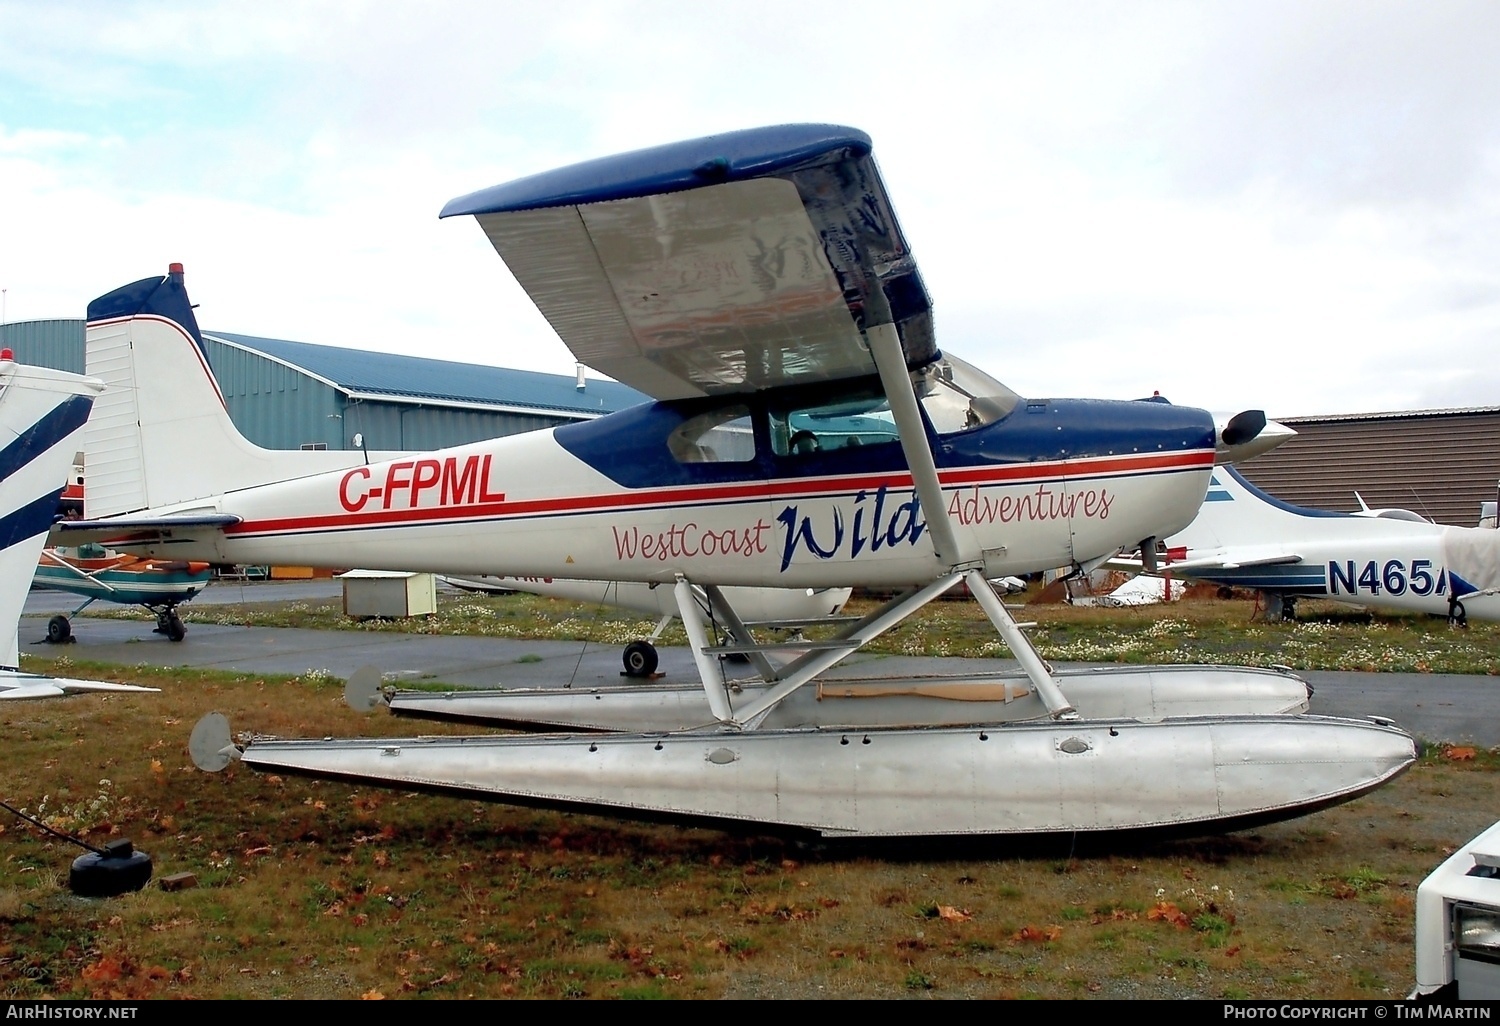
[1280,596,1297,622]
[47,615,71,644]
[157,609,187,642]
[622,640,659,678]
[1449,599,1469,629]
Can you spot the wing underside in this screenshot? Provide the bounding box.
[442,125,936,400]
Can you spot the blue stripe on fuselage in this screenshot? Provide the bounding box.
[554,390,1217,490]
[1190,566,1329,594]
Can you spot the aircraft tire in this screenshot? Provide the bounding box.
[622,640,659,678]
[47,615,71,644]
[164,611,187,643]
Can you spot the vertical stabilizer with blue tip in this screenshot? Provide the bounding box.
[83,265,392,519]
[0,352,103,667]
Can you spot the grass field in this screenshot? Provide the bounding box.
[4,591,1498,999]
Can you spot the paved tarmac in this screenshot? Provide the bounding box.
[19,580,1500,746]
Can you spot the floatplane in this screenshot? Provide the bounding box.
[66,125,1414,838]
[0,352,157,700]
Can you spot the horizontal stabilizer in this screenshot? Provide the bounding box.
[53,513,242,547]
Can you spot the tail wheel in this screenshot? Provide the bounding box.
[622,640,659,678]
[47,615,72,644]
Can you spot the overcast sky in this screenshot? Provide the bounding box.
[2,1,1497,417]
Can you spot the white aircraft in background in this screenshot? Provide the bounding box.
[1113,464,1500,623]
[0,353,157,700]
[69,124,1414,839]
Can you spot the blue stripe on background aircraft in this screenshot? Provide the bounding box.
[64,124,1416,839]
[0,352,157,700]
[1111,465,1500,623]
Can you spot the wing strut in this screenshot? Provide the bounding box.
[674,576,736,723]
[864,321,973,568]
[866,308,1076,720]
[965,569,1076,718]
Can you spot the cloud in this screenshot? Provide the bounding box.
[1,1,1497,414]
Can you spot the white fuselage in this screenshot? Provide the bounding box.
[1169,467,1500,619]
[128,427,1213,589]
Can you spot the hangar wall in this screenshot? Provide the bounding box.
[1,319,85,373]
[1237,409,1500,527]
[200,337,573,451]
[2,319,622,452]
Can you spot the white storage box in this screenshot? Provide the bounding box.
[339,570,438,619]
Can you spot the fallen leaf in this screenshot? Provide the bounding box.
[361,989,385,1000]
[1013,924,1062,943]
[938,905,972,922]
[1147,902,1191,928]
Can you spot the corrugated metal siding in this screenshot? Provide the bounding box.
[203,337,344,449]
[201,338,570,450]
[1238,411,1500,526]
[340,401,568,451]
[207,331,647,415]
[0,319,85,372]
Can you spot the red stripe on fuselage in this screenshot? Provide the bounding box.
[223,449,1214,539]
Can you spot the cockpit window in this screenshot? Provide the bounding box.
[770,389,900,456]
[917,355,1022,433]
[668,405,756,463]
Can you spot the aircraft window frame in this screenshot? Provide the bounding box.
[768,387,902,457]
[667,404,757,464]
[917,358,1022,435]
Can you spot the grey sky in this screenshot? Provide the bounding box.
[2,1,1497,416]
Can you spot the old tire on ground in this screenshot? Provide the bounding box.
[622,640,659,678]
[47,615,71,644]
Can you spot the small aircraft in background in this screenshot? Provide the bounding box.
[33,545,212,644]
[0,352,157,700]
[73,125,1414,839]
[1112,465,1500,623]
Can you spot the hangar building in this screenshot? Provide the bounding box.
[1236,407,1500,528]
[2,319,648,451]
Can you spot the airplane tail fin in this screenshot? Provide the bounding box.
[1171,464,1342,551]
[0,355,103,667]
[84,265,372,518]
